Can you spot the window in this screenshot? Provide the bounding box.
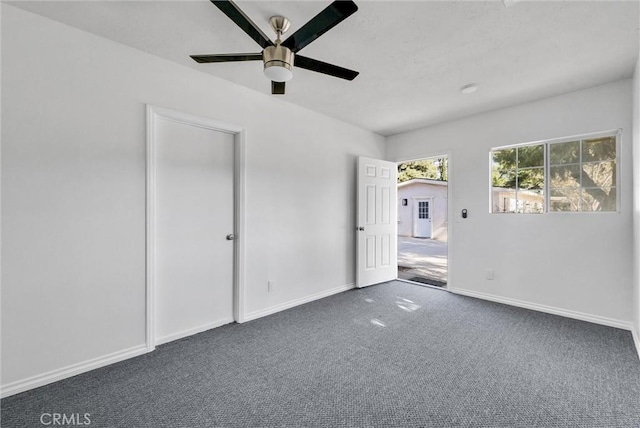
[491,131,618,213]
[418,201,429,219]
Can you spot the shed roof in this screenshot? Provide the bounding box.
[398,178,448,189]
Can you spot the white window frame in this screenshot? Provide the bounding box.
[489,129,621,214]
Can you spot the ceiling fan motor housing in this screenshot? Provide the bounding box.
[263,45,294,82]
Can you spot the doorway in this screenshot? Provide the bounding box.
[397,156,449,288]
[146,106,245,350]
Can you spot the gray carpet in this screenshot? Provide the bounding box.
[2,281,640,427]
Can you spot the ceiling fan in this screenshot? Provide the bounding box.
[191,0,359,95]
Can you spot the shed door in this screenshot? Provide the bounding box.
[414,199,432,238]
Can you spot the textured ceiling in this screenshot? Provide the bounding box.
[8,0,640,136]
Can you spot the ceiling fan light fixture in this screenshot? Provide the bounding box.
[263,45,294,82]
[264,61,293,82]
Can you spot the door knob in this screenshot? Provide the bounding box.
[357,227,364,231]
[226,234,235,241]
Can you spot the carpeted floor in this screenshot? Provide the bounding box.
[2,281,640,427]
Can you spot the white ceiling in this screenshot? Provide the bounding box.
[9,0,640,136]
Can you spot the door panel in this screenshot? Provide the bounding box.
[381,234,390,266]
[381,187,390,224]
[366,185,376,224]
[154,117,235,344]
[357,157,398,287]
[366,236,376,269]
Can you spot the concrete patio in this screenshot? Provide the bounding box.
[397,236,448,285]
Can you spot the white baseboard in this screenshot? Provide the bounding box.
[0,344,148,399]
[632,327,640,361]
[449,287,633,331]
[243,283,355,322]
[155,317,235,346]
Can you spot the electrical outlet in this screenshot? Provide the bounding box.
[268,280,275,292]
[486,269,494,280]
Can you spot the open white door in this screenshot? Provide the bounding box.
[356,156,398,287]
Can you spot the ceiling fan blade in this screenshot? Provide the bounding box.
[211,0,273,49]
[281,1,358,53]
[294,55,359,80]
[190,53,262,63]
[271,81,286,95]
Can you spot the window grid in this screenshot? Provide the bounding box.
[491,144,544,214]
[418,201,429,219]
[549,140,580,212]
[547,137,617,212]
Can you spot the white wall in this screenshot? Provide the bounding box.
[387,80,634,327]
[632,54,640,353]
[1,5,385,393]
